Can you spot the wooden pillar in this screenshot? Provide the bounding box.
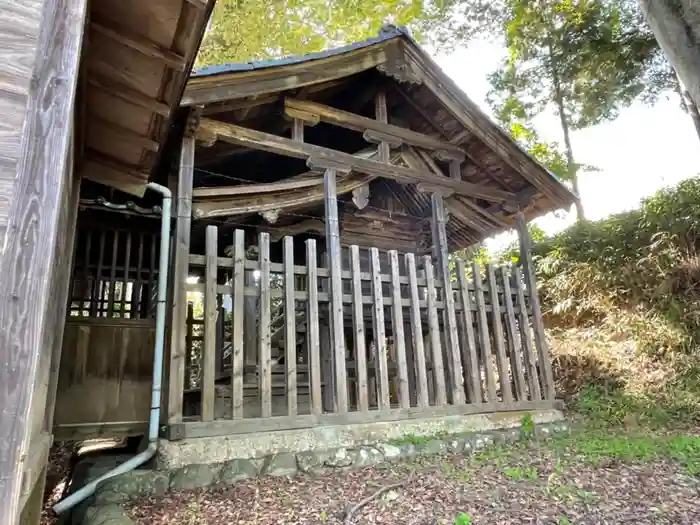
[167,133,195,424]
[0,0,88,520]
[324,168,348,413]
[515,211,555,400]
[430,192,465,405]
[244,270,257,368]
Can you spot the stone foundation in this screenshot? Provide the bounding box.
[159,408,564,469]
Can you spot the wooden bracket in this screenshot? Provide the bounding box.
[416,183,454,198]
[435,150,466,163]
[363,129,403,148]
[185,106,203,137]
[306,157,353,175]
[284,106,321,126]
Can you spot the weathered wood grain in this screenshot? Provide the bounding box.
[202,226,217,422]
[283,236,297,416]
[306,239,323,416]
[472,262,498,401]
[259,232,272,418]
[456,260,482,404]
[231,230,245,419]
[199,119,514,203]
[424,256,447,406]
[0,0,87,521]
[513,266,541,401]
[501,266,527,401]
[168,136,195,424]
[324,168,348,413]
[350,245,369,413]
[486,264,513,405]
[388,250,410,408]
[515,212,555,399]
[405,253,429,408]
[370,248,391,411]
[431,193,465,405]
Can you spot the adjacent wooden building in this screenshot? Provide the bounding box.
[0,1,213,524]
[0,13,576,525]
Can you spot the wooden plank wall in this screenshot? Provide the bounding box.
[0,0,88,523]
[173,228,556,433]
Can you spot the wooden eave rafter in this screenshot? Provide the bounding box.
[197,118,514,203]
[399,42,575,208]
[182,41,393,106]
[283,97,466,157]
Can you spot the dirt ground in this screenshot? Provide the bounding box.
[124,437,700,525]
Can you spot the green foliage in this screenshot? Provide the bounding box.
[196,0,447,66]
[520,413,535,439]
[453,512,472,525]
[534,176,700,357]
[503,466,538,481]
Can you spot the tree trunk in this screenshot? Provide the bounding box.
[670,68,700,142]
[551,74,585,220]
[638,0,700,110]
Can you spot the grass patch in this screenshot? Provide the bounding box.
[502,466,538,481]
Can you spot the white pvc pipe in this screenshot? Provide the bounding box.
[53,182,172,515]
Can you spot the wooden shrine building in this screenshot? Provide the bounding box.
[150,26,578,437]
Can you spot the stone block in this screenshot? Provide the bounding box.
[95,470,169,504]
[261,453,298,477]
[351,447,383,468]
[377,443,402,460]
[219,458,259,484]
[296,451,330,475]
[170,463,222,492]
[324,448,353,468]
[84,504,133,525]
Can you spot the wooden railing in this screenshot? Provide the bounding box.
[172,227,555,438]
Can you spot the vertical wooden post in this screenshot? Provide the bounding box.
[350,245,369,412]
[388,250,410,408]
[244,270,257,367]
[430,193,465,405]
[259,232,272,417]
[167,134,195,424]
[472,262,498,401]
[370,248,391,410]
[185,303,194,389]
[306,239,323,415]
[231,229,245,419]
[424,256,447,406]
[202,226,217,422]
[375,91,390,162]
[513,266,541,400]
[515,212,555,400]
[324,168,348,413]
[405,253,429,408]
[283,236,297,415]
[486,263,513,405]
[501,266,527,402]
[456,260,482,404]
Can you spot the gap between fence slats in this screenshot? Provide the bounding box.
[513,266,541,401]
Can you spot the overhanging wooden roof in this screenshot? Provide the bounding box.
[78,0,215,197]
[181,26,578,248]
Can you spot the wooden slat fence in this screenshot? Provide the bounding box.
[175,227,555,433]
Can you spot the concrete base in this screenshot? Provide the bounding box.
[158,408,564,469]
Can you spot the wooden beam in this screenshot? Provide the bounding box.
[184,0,208,7]
[193,177,323,199]
[167,136,195,424]
[88,75,171,117]
[199,119,514,203]
[91,20,186,70]
[285,97,465,156]
[89,116,160,152]
[0,0,88,521]
[201,94,279,116]
[324,168,348,413]
[515,211,555,400]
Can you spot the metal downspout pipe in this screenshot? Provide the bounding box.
[53,182,172,515]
